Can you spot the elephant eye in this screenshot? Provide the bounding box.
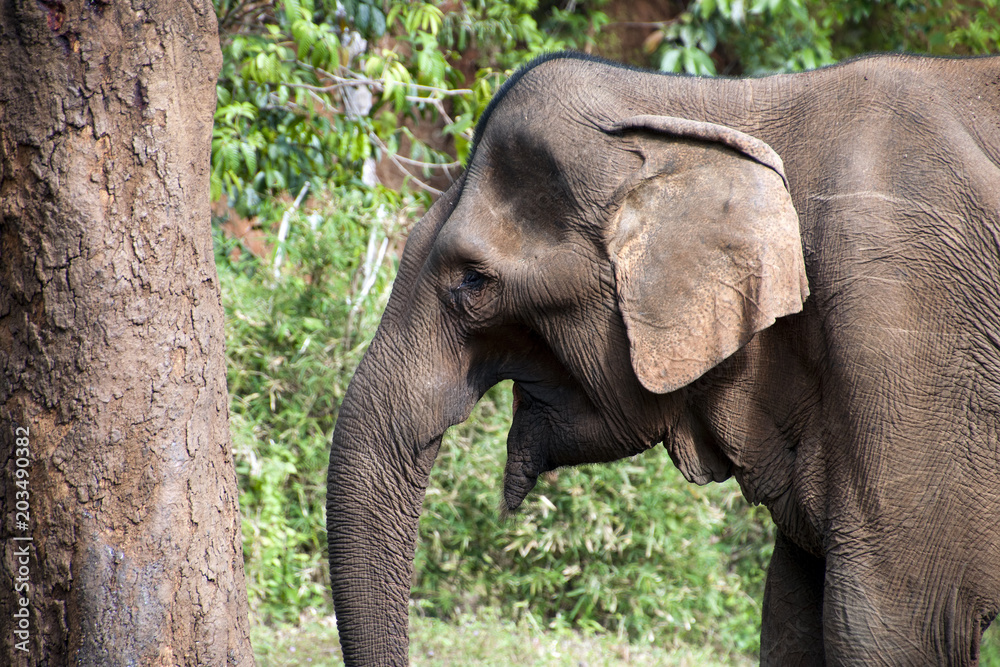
[449,267,494,317]
[460,268,487,291]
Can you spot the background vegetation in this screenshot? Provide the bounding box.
[209,0,1000,662]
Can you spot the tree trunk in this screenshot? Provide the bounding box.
[0,1,253,664]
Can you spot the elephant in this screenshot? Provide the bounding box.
[326,52,1000,665]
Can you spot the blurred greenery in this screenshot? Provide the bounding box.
[209,0,1000,660]
[250,607,1000,666]
[217,186,420,618]
[251,607,757,666]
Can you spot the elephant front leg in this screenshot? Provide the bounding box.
[821,550,988,667]
[761,530,827,666]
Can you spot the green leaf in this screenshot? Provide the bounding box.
[369,6,386,38]
[679,46,716,76]
[355,3,371,34]
[300,316,324,332]
[240,142,258,175]
[291,18,317,54]
[660,48,683,72]
[223,141,240,172]
[385,3,402,29]
[282,0,303,24]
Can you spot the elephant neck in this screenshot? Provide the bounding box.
[677,333,825,556]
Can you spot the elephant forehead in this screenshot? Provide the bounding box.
[435,192,524,259]
[435,182,572,265]
[483,121,616,190]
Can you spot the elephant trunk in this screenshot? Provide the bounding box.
[327,331,468,666]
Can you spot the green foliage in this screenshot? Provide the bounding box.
[814,0,1000,58]
[212,0,610,213]
[217,185,421,620]
[647,0,836,76]
[649,0,999,76]
[984,623,1000,667]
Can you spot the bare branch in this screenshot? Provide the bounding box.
[388,150,461,170]
[393,82,474,97]
[405,96,468,138]
[291,61,474,98]
[368,132,443,196]
[606,19,680,29]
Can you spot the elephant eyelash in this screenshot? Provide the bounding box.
[449,268,495,318]
[460,269,487,291]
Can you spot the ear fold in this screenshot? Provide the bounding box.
[605,116,808,394]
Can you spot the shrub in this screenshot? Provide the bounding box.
[217,186,420,621]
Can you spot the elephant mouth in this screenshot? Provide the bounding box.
[501,382,560,515]
[499,336,602,514]
[502,381,549,514]
[511,381,525,415]
[501,371,658,514]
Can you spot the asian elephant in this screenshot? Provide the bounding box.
[327,52,1000,665]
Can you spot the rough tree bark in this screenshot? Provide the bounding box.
[0,1,253,664]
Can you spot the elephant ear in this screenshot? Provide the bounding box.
[605,115,809,394]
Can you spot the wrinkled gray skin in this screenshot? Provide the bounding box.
[327,53,1000,665]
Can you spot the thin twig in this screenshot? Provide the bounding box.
[429,98,458,129]
[343,219,389,346]
[272,182,311,280]
[286,79,473,100]
[368,133,443,196]
[284,81,364,93]
[389,81,474,96]
[292,61,474,97]
[606,20,679,29]
[305,89,337,112]
[387,150,461,170]
[405,96,469,139]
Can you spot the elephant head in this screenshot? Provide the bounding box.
[327,53,808,665]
